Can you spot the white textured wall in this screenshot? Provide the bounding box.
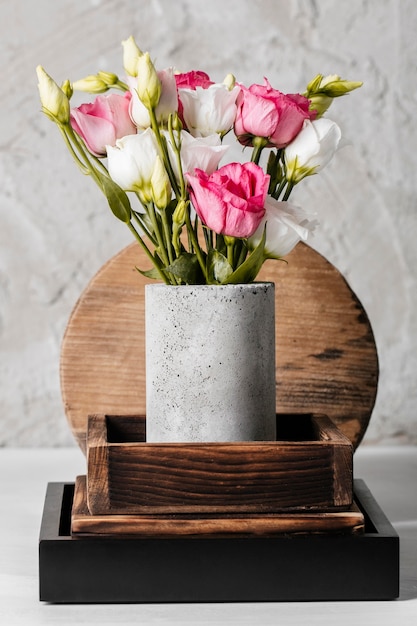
[1,0,416,446]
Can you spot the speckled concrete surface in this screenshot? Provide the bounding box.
[1,0,416,445]
[145,283,276,442]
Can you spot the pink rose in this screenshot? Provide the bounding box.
[185,162,269,238]
[234,78,315,148]
[175,70,213,90]
[70,92,136,157]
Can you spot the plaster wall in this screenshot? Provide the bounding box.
[1,0,416,446]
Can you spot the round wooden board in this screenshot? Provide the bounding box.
[60,242,378,453]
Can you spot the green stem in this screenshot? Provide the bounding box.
[65,125,108,186]
[226,240,235,268]
[168,115,187,200]
[132,211,157,246]
[185,209,207,282]
[115,79,129,92]
[127,221,169,284]
[251,137,268,165]
[147,202,169,267]
[282,181,295,201]
[203,226,213,253]
[58,125,90,175]
[160,209,175,265]
[236,241,248,268]
[149,108,180,198]
[272,178,288,200]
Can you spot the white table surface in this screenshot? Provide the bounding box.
[0,446,416,625]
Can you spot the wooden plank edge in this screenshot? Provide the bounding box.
[72,476,364,538]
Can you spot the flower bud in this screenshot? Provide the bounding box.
[173,199,187,226]
[136,52,161,110]
[122,35,143,77]
[316,74,363,97]
[61,79,73,100]
[305,74,363,117]
[36,65,70,124]
[97,71,118,86]
[72,74,109,94]
[170,111,183,132]
[151,156,171,210]
[223,73,236,91]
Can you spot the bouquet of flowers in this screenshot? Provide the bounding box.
[36,36,361,285]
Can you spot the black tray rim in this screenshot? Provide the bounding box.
[39,479,399,603]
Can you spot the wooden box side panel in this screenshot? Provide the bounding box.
[87,414,110,513]
[86,414,353,515]
[311,414,354,507]
[105,442,335,513]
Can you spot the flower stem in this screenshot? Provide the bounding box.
[147,202,170,267]
[282,182,294,201]
[272,178,287,200]
[132,210,157,246]
[236,241,248,267]
[127,221,169,284]
[160,209,175,265]
[185,209,207,282]
[251,136,268,165]
[58,125,90,174]
[226,239,235,268]
[149,108,180,198]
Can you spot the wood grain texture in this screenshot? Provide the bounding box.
[86,413,353,515]
[72,476,364,538]
[60,242,378,453]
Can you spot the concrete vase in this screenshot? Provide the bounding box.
[145,282,276,442]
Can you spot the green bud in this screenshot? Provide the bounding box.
[72,74,109,93]
[151,156,171,210]
[304,73,324,95]
[61,79,73,100]
[223,73,236,90]
[307,93,333,117]
[316,74,363,97]
[305,74,363,116]
[36,65,70,124]
[170,112,183,132]
[97,71,118,86]
[122,35,143,77]
[173,199,188,226]
[136,52,161,110]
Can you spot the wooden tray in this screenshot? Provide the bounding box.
[60,242,379,453]
[39,480,400,602]
[73,475,364,538]
[86,413,353,515]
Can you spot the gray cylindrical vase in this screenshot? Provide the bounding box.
[145,282,276,442]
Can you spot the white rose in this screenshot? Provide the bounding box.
[106,129,159,202]
[249,197,317,258]
[284,118,341,183]
[162,130,229,182]
[179,83,240,137]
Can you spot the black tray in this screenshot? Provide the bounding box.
[39,479,399,603]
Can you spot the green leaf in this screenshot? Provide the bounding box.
[222,228,267,284]
[97,172,131,223]
[135,266,162,280]
[165,252,201,284]
[134,210,153,234]
[207,249,233,284]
